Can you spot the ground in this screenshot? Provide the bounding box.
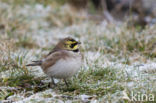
[0,0,156,103]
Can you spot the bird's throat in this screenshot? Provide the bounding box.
[73,49,79,52]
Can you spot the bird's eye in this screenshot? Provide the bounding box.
[70,42,78,49]
[70,43,76,48]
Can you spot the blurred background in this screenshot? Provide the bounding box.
[63,0,156,27]
[0,0,156,29]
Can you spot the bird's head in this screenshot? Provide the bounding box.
[55,37,81,52]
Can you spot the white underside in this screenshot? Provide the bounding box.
[46,57,81,79]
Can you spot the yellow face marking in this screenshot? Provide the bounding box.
[66,41,77,44]
[72,44,78,50]
[65,40,79,50]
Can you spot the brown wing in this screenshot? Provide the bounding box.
[41,50,69,72]
[46,49,56,57]
[46,41,64,57]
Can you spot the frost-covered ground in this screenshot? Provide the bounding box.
[0,1,156,103]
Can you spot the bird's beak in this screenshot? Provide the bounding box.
[77,41,81,44]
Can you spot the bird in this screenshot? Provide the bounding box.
[26,37,82,87]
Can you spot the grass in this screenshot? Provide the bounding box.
[1,0,65,6]
[0,64,124,100]
[83,25,156,58]
[61,67,124,96]
[0,0,156,102]
[15,35,39,49]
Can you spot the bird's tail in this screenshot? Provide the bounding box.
[26,60,42,66]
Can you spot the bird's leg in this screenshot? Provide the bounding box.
[50,77,56,87]
[64,79,69,87]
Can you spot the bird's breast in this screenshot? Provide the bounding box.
[45,56,82,79]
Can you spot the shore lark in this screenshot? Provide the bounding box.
[26,37,82,86]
